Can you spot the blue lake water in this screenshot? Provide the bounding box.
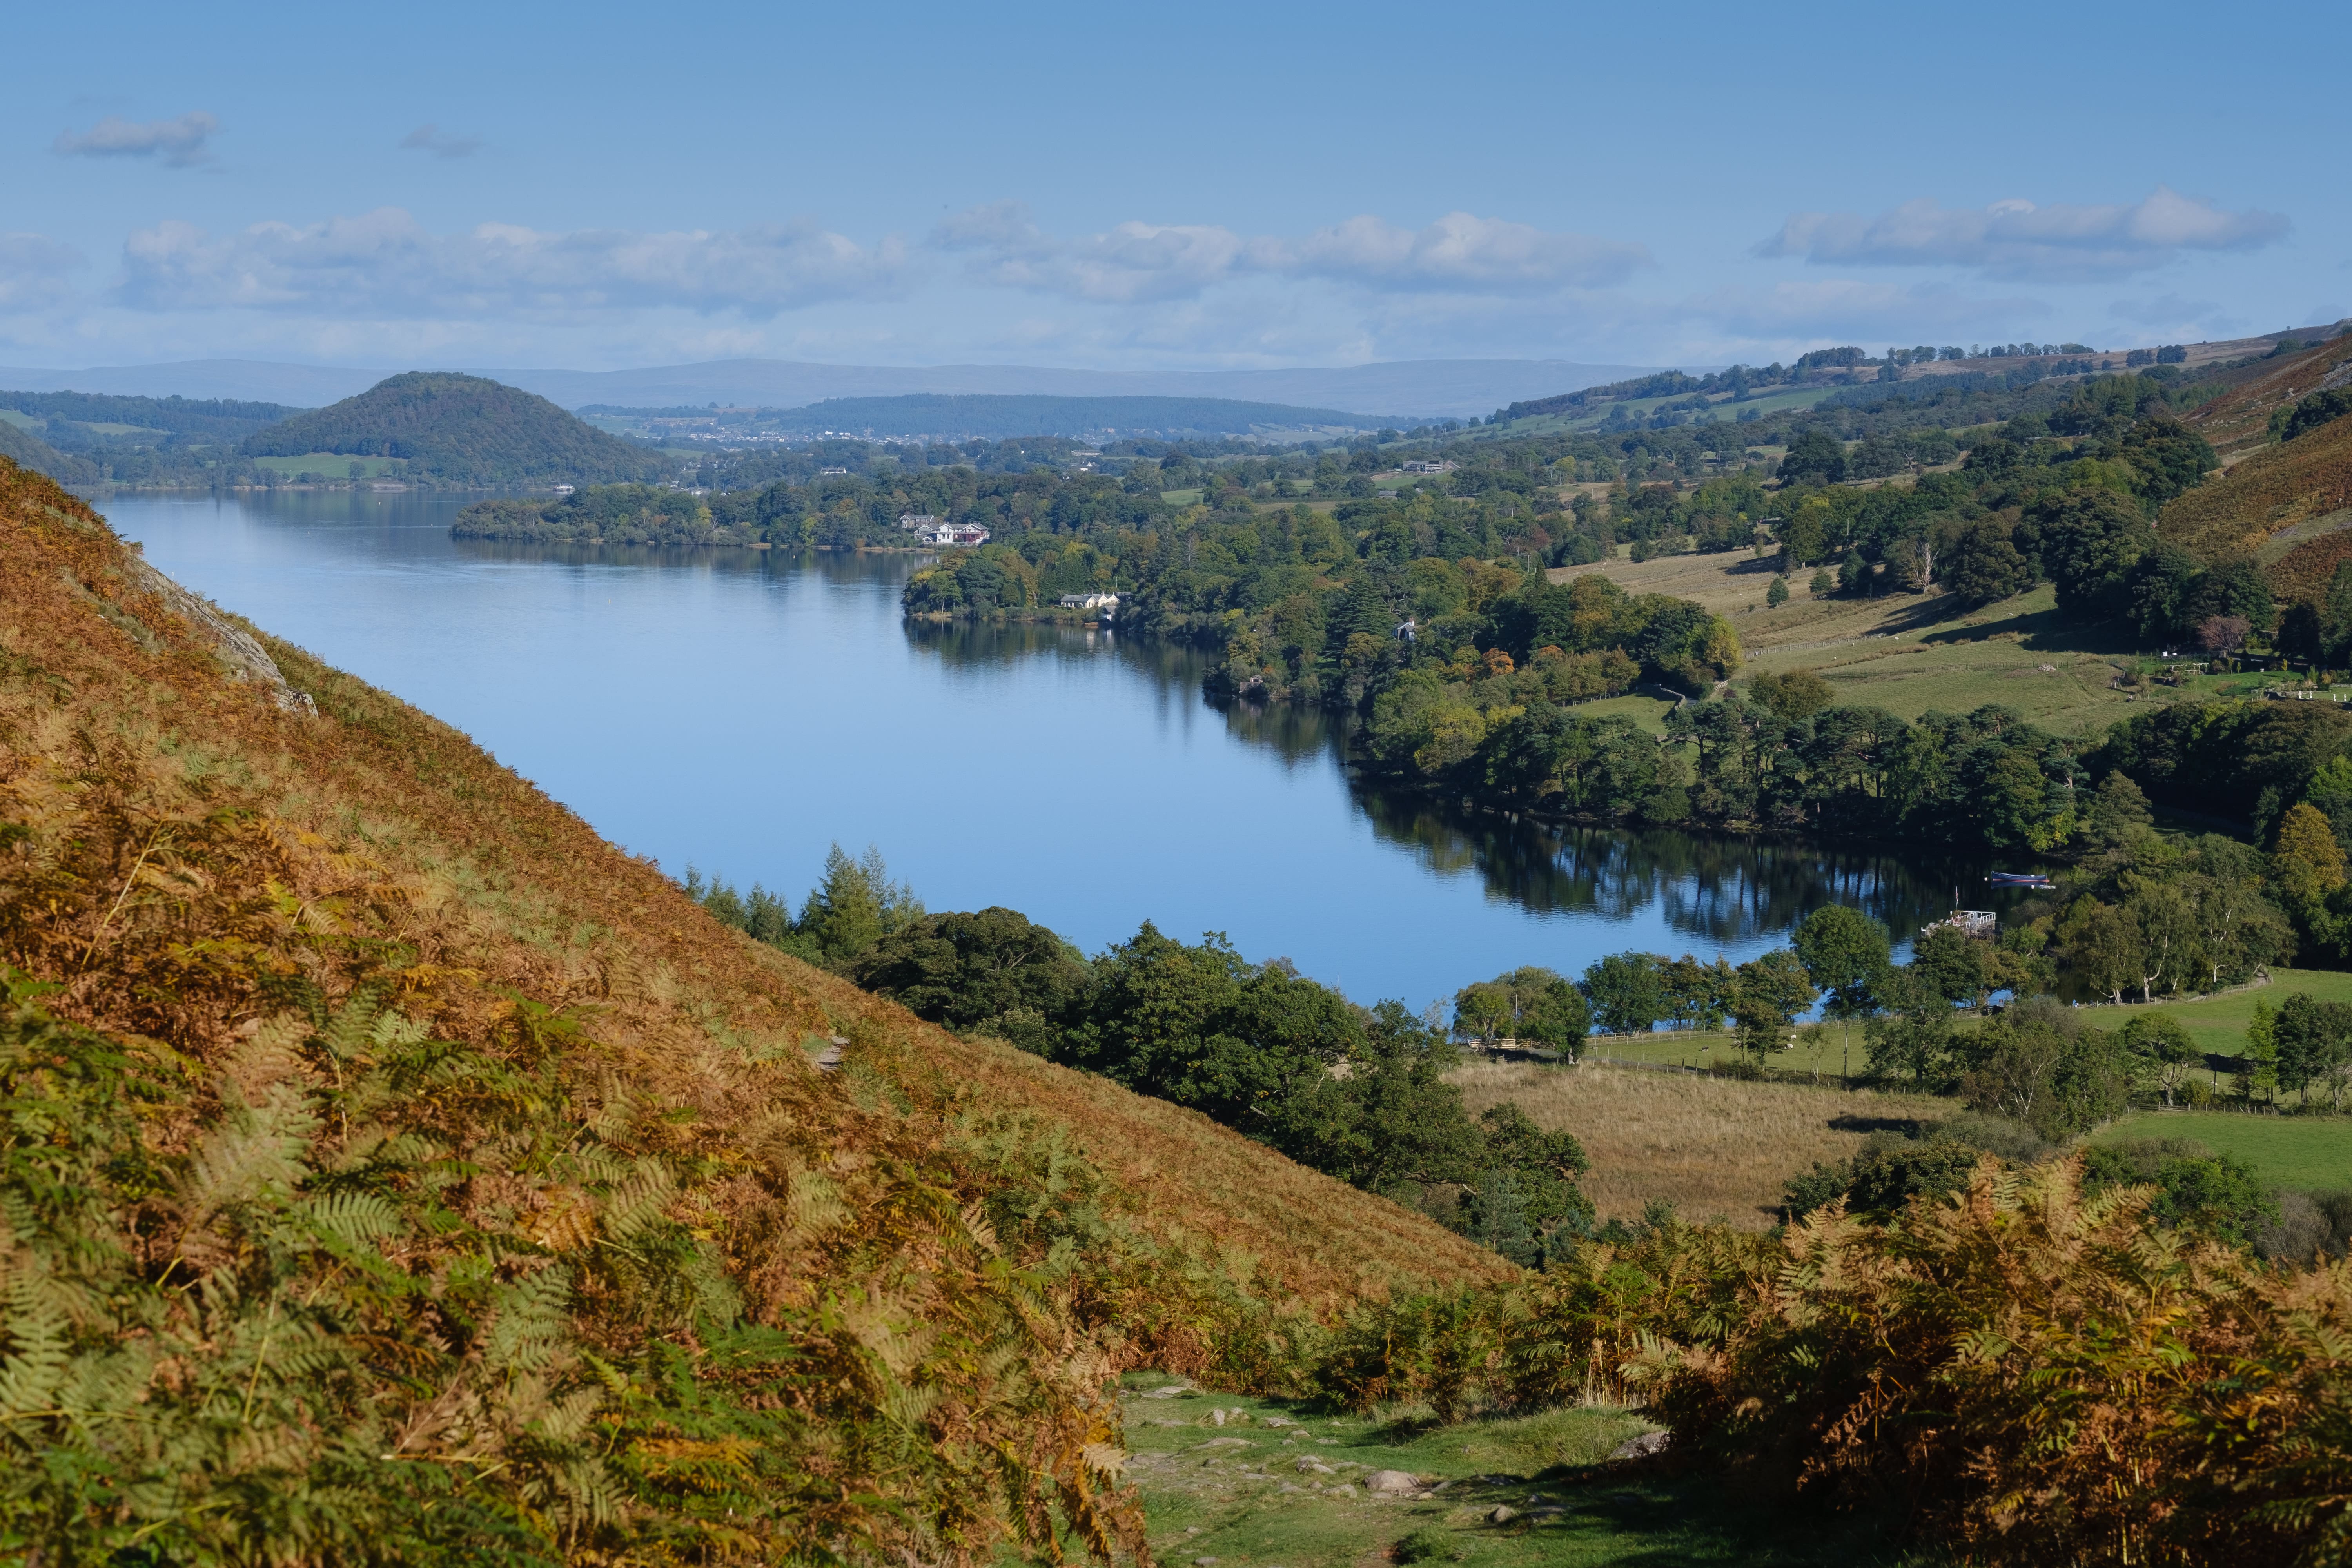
[98,489,2006,1014]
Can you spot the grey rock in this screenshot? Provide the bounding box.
[1608,1430,1670,1461]
[1364,1469,1419,1494]
[1487,1506,1519,1525]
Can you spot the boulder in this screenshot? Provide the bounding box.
[1364,1469,1419,1494]
[1486,1506,1519,1525]
[1608,1430,1670,1461]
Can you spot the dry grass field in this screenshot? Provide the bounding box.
[1452,1060,1952,1229]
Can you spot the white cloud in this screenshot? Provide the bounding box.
[1757,187,2287,278]
[53,112,220,167]
[0,234,84,311]
[1248,212,1650,292]
[933,203,1649,302]
[115,209,912,318]
[400,124,483,159]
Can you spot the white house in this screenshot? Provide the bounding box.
[1400,459,1457,475]
[1058,592,1121,617]
[918,521,990,547]
[898,512,938,530]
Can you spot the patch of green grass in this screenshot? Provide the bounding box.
[250,452,401,478]
[2098,969,2352,1058]
[1162,488,1205,506]
[2091,1112,2352,1191]
[1564,693,1676,737]
[1110,1378,1928,1567]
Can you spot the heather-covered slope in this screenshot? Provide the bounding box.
[0,456,1501,1564]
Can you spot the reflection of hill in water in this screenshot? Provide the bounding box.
[1349,784,2002,948]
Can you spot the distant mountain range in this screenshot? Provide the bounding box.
[0,358,1664,422]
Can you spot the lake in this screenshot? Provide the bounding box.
[98,489,2015,1014]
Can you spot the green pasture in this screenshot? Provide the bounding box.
[1161,488,1205,506]
[1111,1376,1924,1567]
[250,452,401,478]
[2092,1112,2352,1191]
[1563,692,1677,737]
[2099,968,2352,1058]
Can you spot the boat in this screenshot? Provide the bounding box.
[1987,871,2056,889]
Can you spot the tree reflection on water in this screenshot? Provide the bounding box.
[902,601,2019,950]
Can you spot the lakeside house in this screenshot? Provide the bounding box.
[1058,592,1120,618]
[918,521,990,546]
[898,512,938,530]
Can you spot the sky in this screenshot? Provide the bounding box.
[2,0,2345,376]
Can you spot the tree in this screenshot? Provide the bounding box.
[2272,801,2348,914]
[1454,966,1590,1058]
[2121,1014,2199,1107]
[2027,487,2147,620]
[2055,897,2141,1005]
[1943,520,2033,606]
[1793,904,1892,1081]
[1728,947,1817,1064]
[1779,427,1848,486]
[2084,771,2154,849]
[2274,992,2352,1107]
[849,906,1090,1039]
[1911,924,1993,1010]
[1766,575,1790,607]
[797,842,925,964]
[2196,615,2251,657]
[2243,997,2280,1105]
[1580,951,1667,1035]
[1748,667,1835,721]
[1809,569,1834,595]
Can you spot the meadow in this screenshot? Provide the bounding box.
[2091,1111,2352,1190]
[1115,1377,1923,1568]
[1451,1060,1949,1228]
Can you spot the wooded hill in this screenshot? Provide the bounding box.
[0,454,1503,1563]
[241,371,671,486]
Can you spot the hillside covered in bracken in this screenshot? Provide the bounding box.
[0,456,1503,1565]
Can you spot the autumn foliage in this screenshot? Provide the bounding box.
[0,457,1501,1565]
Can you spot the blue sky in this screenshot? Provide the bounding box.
[2,0,2343,373]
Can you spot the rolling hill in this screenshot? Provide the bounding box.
[240,371,670,486]
[2161,333,2352,596]
[0,413,95,485]
[0,453,1501,1562]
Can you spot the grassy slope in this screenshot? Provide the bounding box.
[1450,1062,1948,1230]
[0,455,1505,1558]
[1114,1378,1923,1568]
[2092,1113,2352,1191]
[1552,552,2149,735]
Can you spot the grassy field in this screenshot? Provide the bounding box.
[2094,968,2352,1058]
[1550,549,2183,735]
[250,451,401,477]
[1452,1061,1949,1229]
[2091,1112,2352,1190]
[1560,692,1676,736]
[1114,1377,1923,1568]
